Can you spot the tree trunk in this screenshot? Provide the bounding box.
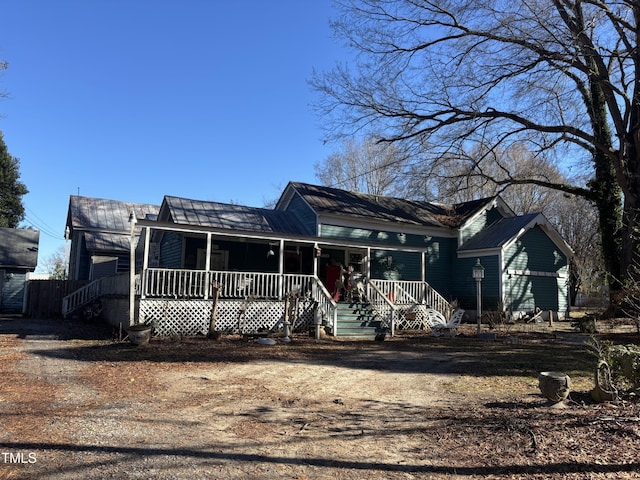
[587,59,624,292]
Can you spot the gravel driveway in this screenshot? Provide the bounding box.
[1,316,639,479]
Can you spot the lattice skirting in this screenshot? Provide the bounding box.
[395,304,432,330]
[139,298,316,336]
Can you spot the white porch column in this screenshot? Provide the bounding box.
[141,227,150,299]
[365,247,371,278]
[278,239,285,299]
[313,243,319,277]
[204,232,212,300]
[128,212,137,326]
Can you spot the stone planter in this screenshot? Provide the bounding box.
[538,371,571,404]
[128,324,152,346]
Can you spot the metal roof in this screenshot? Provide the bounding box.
[0,227,39,269]
[84,232,130,253]
[67,196,160,233]
[283,182,495,228]
[458,213,541,251]
[162,196,311,235]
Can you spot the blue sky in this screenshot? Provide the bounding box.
[0,1,348,271]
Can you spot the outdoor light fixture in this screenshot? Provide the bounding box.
[472,258,485,335]
[266,242,277,258]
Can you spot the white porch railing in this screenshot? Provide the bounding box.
[142,268,324,299]
[370,279,454,319]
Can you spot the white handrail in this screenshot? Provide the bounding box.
[370,279,453,319]
[62,273,135,318]
[311,276,338,335]
[366,279,398,336]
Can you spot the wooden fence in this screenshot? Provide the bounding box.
[25,280,89,318]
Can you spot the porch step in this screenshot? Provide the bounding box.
[335,302,386,339]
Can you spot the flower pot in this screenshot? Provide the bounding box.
[128,324,152,345]
[538,371,571,404]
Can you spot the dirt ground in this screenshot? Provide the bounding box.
[1,316,639,480]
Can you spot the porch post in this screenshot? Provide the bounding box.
[366,247,372,300]
[204,232,212,300]
[313,243,319,277]
[421,251,426,303]
[128,212,137,326]
[365,247,371,277]
[141,227,150,299]
[278,238,285,299]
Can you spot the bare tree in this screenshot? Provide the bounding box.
[551,195,604,305]
[313,0,640,297]
[409,143,566,213]
[314,136,411,196]
[42,247,67,280]
[408,141,604,303]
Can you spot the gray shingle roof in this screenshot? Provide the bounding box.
[0,227,39,269]
[162,196,310,235]
[458,213,540,251]
[285,182,494,228]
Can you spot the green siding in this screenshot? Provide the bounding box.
[452,256,501,311]
[504,226,568,273]
[371,250,421,280]
[460,207,504,243]
[424,238,455,299]
[286,193,317,235]
[505,274,568,312]
[1,270,27,313]
[159,232,183,268]
[504,225,568,313]
[319,224,431,248]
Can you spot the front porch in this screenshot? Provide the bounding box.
[62,268,454,339]
[62,214,456,338]
[138,268,453,338]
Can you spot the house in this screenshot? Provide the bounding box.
[66,195,160,281]
[62,182,572,337]
[0,227,39,313]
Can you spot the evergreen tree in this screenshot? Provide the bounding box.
[0,131,27,228]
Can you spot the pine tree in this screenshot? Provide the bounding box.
[0,131,28,228]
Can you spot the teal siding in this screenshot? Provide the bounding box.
[424,238,455,299]
[159,232,183,268]
[1,271,27,313]
[319,224,456,286]
[504,226,568,272]
[504,225,568,312]
[286,193,317,235]
[452,256,501,311]
[371,250,421,280]
[461,207,504,243]
[505,274,568,312]
[319,224,431,248]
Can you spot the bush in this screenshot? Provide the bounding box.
[571,314,598,333]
